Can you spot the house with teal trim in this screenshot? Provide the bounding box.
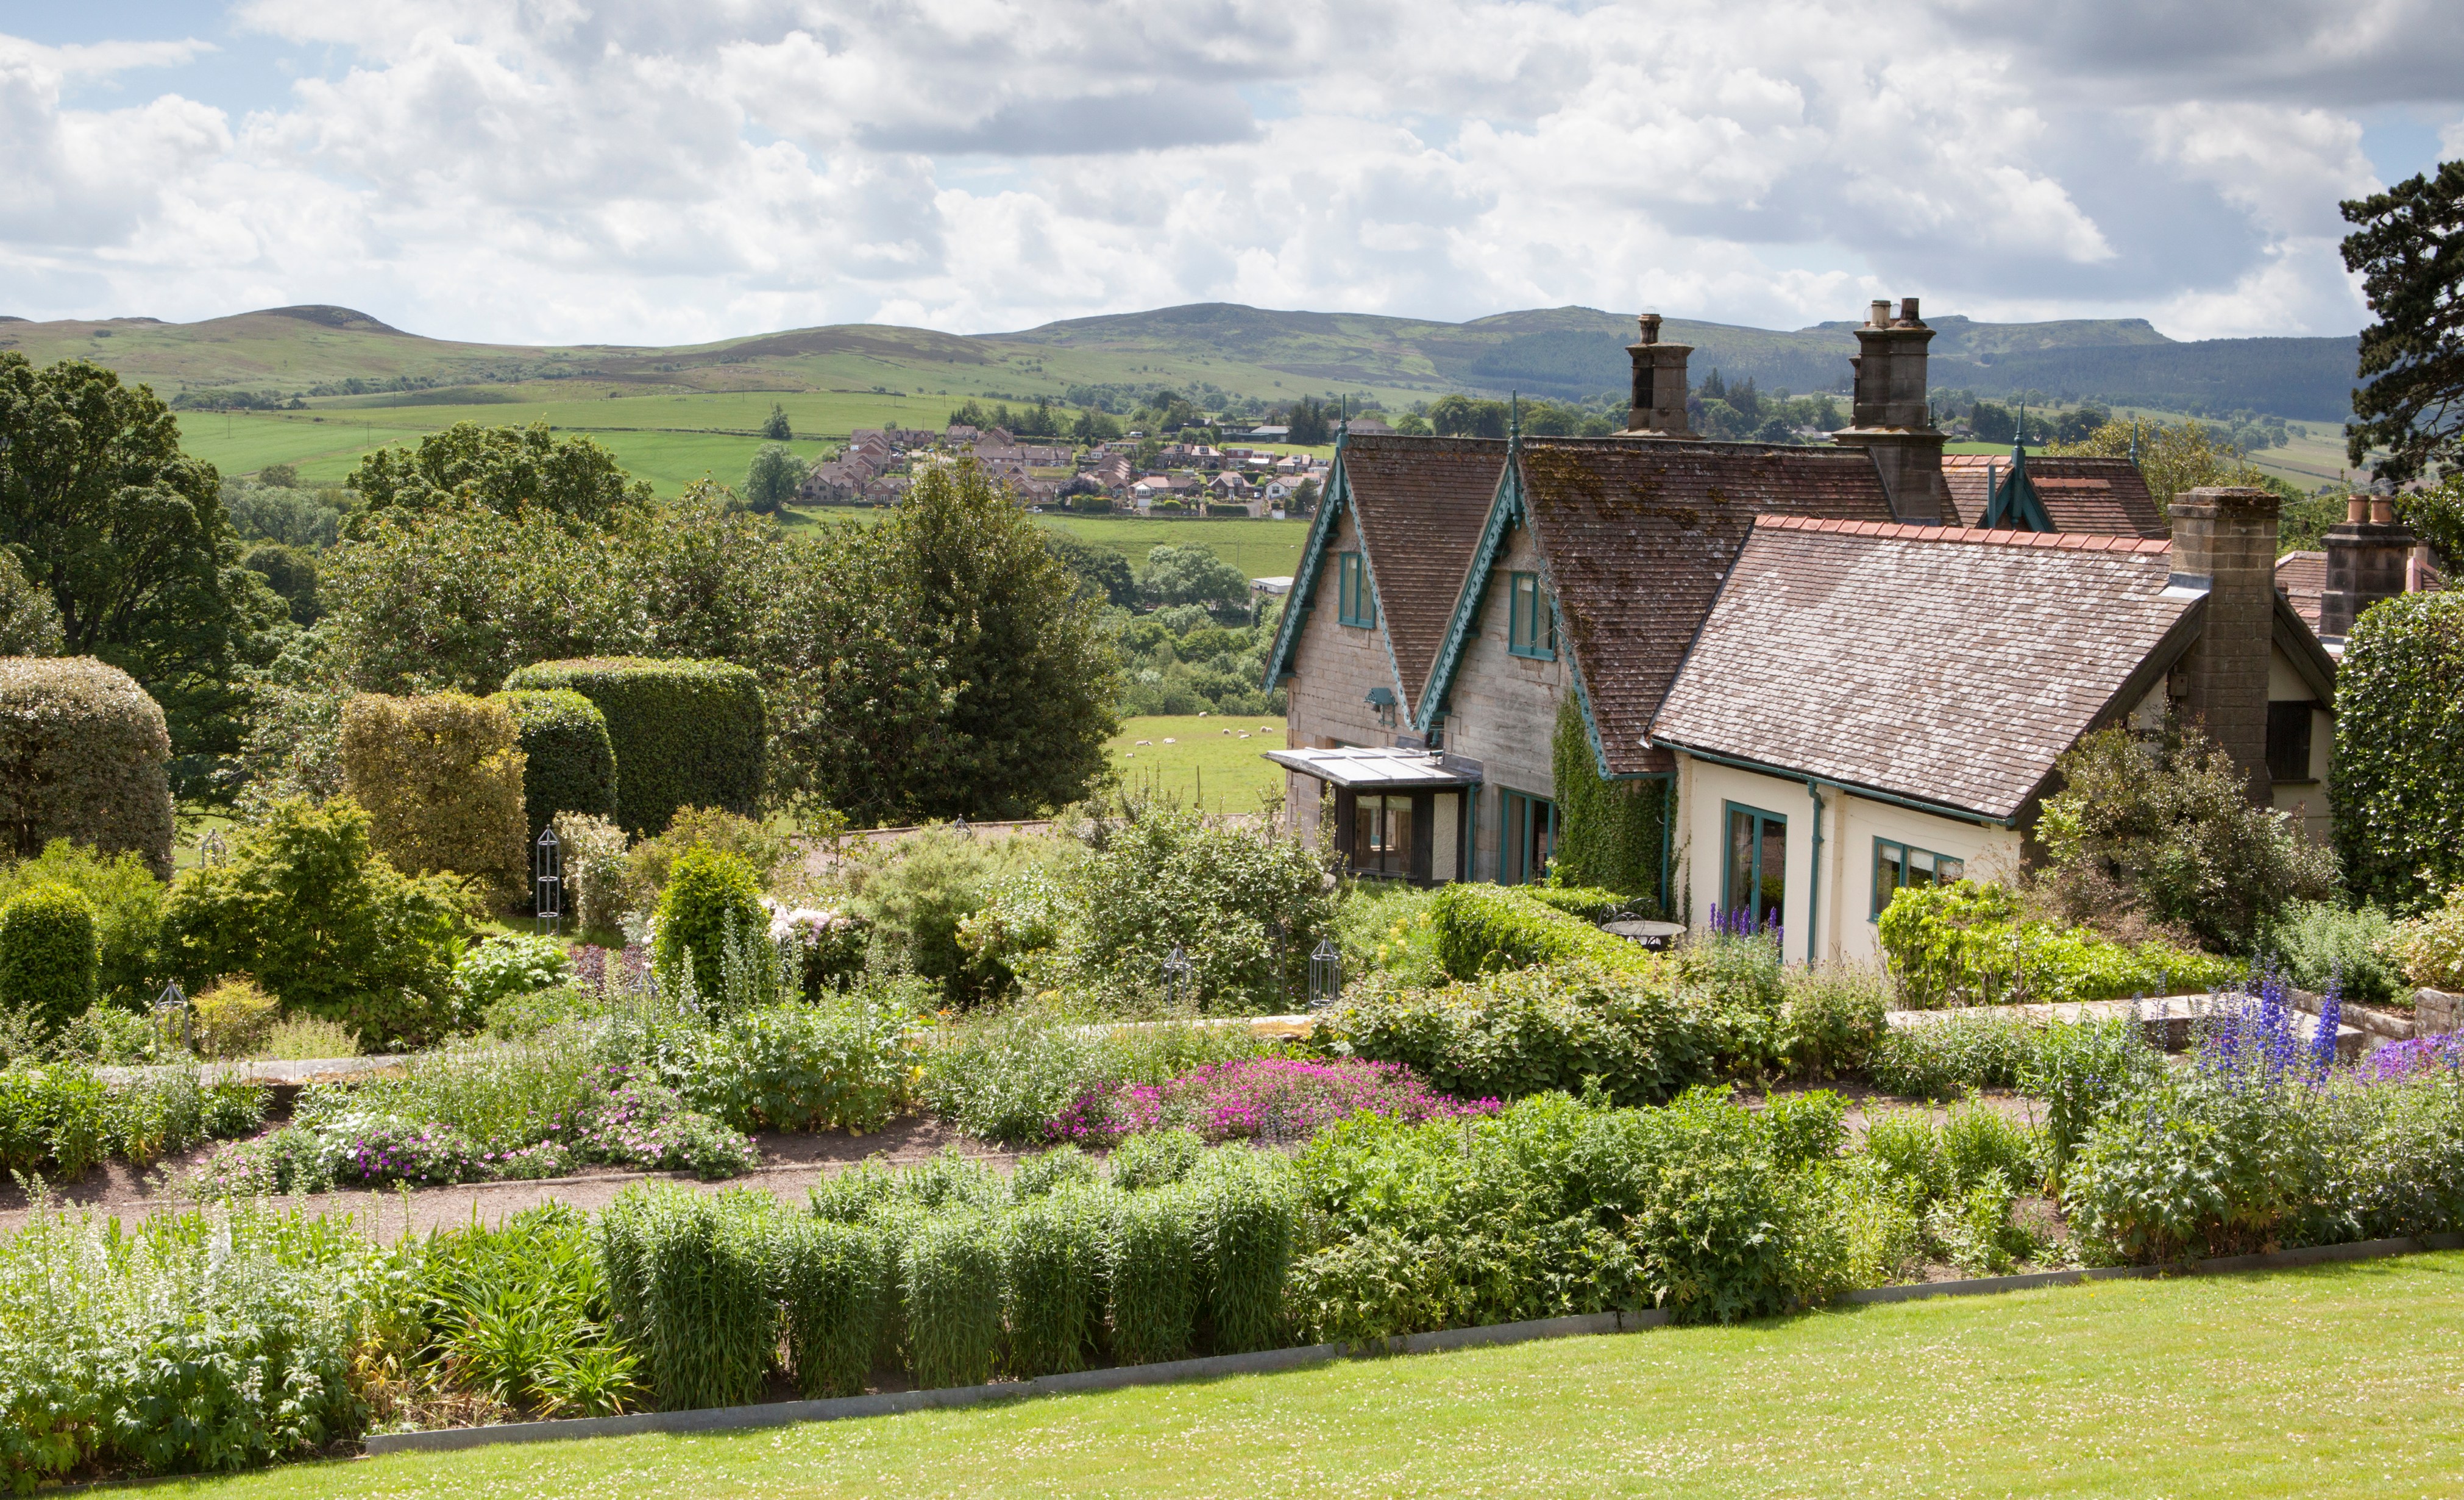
[1259,435,1502,878]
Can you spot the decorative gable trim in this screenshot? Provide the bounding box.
[1412,450,1526,734]
[1981,444,2054,532]
[1262,434,1354,688]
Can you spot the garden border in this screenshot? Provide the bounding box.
[361,1232,2464,1459]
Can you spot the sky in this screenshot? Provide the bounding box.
[3,0,2461,347]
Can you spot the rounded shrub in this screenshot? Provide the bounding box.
[501,658,764,837]
[339,691,528,897]
[0,882,99,1036]
[0,657,174,878]
[653,846,766,998]
[2333,591,2464,912]
[494,687,619,844]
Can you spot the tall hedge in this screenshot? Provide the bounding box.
[502,658,764,837]
[1550,698,1667,906]
[0,883,99,1036]
[495,688,620,843]
[2332,592,2464,912]
[0,658,174,880]
[339,692,528,898]
[1429,884,1657,980]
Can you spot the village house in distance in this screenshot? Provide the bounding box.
[1265,297,2432,966]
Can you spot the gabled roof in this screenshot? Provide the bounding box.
[1649,516,2198,822]
[2276,550,2327,634]
[1940,454,2166,538]
[1261,433,1505,717]
[1417,439,1897,776]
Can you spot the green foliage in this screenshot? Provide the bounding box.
[2339,161,2464,486]
[0,355,282,798]
[918,998,1266,1145]
[0,1200,381,1488]
[2037,721,2338,951]
[2263,899,2405,1009]
[0,656,176,879]
[1107,1128,1206,1191]
[454,934,572,1011]
[1332,880,1446,987]
[742,444,808,514]
[496,688,619,844]
[2396,472,2464,572]
[1878,880,2237,1009]
[1138,543,1250,613]
[340,691,528,897]
[1049,532,1136,608]
[1317,961,1710,1107]
[1522,886,1633,923]
[1192,1153,1299,1352]
[406,1204,637,1420]
[1866,1012,2039,1100]
[776,1217,882,1398]
[190,976,279,1059]
[242,542,319,627]
[1110,602,1285,719]
[0,550,61,656]
[1775,963,1890,1081]
[1427,884,1656,981]
[623,805,790,916]
[158,797,476,1048]
[2022,1015,2168,1178]
[344,420,652,529]
[502,658,764,837]
[0,837,162,1000]
[1003,1191,1107,1376]
[598,1186,778,1411]
[853,828,1063,999]
[1106,1184,1199,1363]
[1549,698,1666,902]
[661,991,922,1134]
[482,983,602,1040]
[1009,801,1333,1012]
[653,847,767,1004]
[2332,592,2464,911]
[2393,884,2464,990]
[0,884,98,1037]
[900,1210,1006,1388]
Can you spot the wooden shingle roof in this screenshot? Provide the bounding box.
[1505,441,1897,776]
[1341,435,1508,713]
[1940,453,2166,538]
[1650,516,2198,822]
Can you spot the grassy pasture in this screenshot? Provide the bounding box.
[1109,715,1287,814]
[158,1253,2464,1498]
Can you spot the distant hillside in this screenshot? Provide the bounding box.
[0,298,2360,421]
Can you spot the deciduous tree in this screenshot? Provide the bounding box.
[344,421,651,530]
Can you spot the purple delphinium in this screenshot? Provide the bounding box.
[2310,960,2345,1076]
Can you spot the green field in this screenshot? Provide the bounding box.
[1043,515,1309,578]
[1110,715,1287,814]
[159,1254,2464,1498]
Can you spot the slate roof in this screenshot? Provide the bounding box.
[1940,454,2166,537]
[1649,516,2197,822]
[2275,550,2327,634]
[1505,441,1897,776]
[1343,435,1508,713]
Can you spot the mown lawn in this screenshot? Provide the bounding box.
[165,1254,2464,1499]
[1110,715,1286,815]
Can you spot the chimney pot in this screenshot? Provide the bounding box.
[1637,312,1661,346]
[1869,299,1891,329]
[2346,496,2369,523]
[2371,498,2396,525]
[1897,296,1922,326]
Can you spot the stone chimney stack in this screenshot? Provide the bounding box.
[2168,486,2281,804]
[2318,494,2417,640]
[1621,313,1693,436]
[1831,296,1947,523]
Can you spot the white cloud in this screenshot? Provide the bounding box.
[0,0,2455,343]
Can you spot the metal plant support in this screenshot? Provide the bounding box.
[1307,938,1344,1010]
[197,828,227,867]
[1160,945,1194,1009]
[533,826,563,936]
[153,979,191,1053]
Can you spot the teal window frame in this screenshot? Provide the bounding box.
[1720,800,1788,929]
[1870,837,1965,921]
[1507,572,1555,659]
[1337,552,1377,628]
[1499,788,1555,885]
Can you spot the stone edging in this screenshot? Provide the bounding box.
[361,1232,2464,1459]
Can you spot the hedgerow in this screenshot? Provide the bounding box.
[501,658,764,837]
[2332,591,2464,911]
[1876,880,2236,1009]
[495,687,620,844]
[1427,883,1656,979]
[0,884,98,1038]
[339,691,528,898]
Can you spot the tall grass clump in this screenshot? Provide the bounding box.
[1193,1152,1299,1354]
[1002,1191,1109,1376]
[1106,1185,1200,1365]
[599,1185,778,1411]
[775,1217,884,1399]
[900,1212,1005,1388]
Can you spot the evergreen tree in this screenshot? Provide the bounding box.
[2342,160,2464,486]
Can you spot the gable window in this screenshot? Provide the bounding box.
[2266,701,2315,783]
[1508,572,1555,659]
[1722,803,1788,931]
[1337,552,1377,628]
[1872,839,1965,920]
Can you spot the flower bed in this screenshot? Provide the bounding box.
[1046,1057,1497,1145]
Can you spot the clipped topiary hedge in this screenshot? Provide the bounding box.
[1429,884,1658,980]
[2333,591,2464,912]
[503,658,764,837]
[0,882,99,1036]
[495,688,620,844]
[339,692,528,898]
[0,657,174,879]
[1523,886,1632,923]
[655,845,767,1001]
